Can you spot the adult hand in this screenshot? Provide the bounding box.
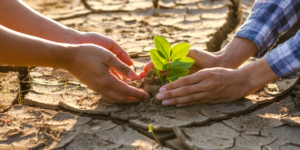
[140,37,260,78]
[65,44,149,104]
[77,32,133,66]
[139,49,221,77]
[155,57,279,107]
[155,67,247,107]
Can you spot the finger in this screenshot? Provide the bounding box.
[102,90,142,104]
[187,49,202,58]
[159,72,204,92]
[143,61,154,71]
[187,49,219,68]
[139,70,167,78]
[108,56,139,80]
[134,74,142,81]
[110,69,121,79]
[102,37,133,66]
[156,83,202,101]
[161,92,210,106]
[110,40,133,66]
[139,71,147,78]
[106,74,149,99]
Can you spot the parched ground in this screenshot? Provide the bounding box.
[1,0,300,150]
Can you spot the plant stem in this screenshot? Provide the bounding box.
[149,124,162,147]
[151,130,162,147]
[165,60,171,83]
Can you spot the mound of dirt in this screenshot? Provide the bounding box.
[127,69,173,112]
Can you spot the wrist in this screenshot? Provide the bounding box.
[216,37,258,69]
[63,29,82,44]
[237,57,280,96]
[52,43,76,69]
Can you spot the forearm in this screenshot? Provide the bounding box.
[216,37,258,69]
[0,0,80,44]
[238,57,279,95]
[234,0,300,57]
[0,25,71,68]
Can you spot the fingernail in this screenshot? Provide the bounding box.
[162,100,171,106]
[127,70,137,79]
[156,93,165,100]
[176,104,185,107]
[159,87,167,92]
[139,71,145,78]
[135,75,142,81]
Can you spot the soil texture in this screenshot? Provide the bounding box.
[1,0,299,149]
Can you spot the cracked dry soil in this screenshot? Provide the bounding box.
[1,0,300,150]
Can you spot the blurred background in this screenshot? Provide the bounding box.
[22,0,256,57]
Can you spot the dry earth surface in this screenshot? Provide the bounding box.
[1,0,300,149]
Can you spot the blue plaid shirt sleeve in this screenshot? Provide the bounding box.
[234,0,300,79]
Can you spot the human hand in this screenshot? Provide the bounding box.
[64,44,149,104]
[155,67,248,107]
[155,57,279,107]
[77,32,133,66]
[139,49,221,77]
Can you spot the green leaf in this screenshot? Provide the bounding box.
[148,124,153,132]
[150,49,167,71]
[157,50,167,59]
[170,57,195,69]
[154,36,171,59]
[171,43,190,60]
[167,67,189,82]
[155,67,164,83]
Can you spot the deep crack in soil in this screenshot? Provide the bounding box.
[207,0,242,52]
[2,0,300,149]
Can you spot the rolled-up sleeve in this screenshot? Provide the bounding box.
[267,30,300,78]
[235,0,300,58]
[235,0,300,79]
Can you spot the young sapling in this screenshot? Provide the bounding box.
[150,36,195,83]
[148,124,162,147]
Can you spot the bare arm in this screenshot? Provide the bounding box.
[0,0,79,43]
[0,24,149,103]
[0,25,68,67]
[0,0,133,65]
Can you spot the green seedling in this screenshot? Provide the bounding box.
[148,124,162,147]
[150,36,195,83]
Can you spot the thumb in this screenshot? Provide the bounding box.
[109,57,140,80]
[143,61,154,72]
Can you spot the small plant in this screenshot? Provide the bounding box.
[148,124,162,147]
[150,36,195,83]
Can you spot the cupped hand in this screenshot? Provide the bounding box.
[139,49,221,77]
[77,32,133,66]
[65,44,149,104]
[155,67,250,107]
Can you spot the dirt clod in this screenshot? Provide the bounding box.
[144,77,156,85]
